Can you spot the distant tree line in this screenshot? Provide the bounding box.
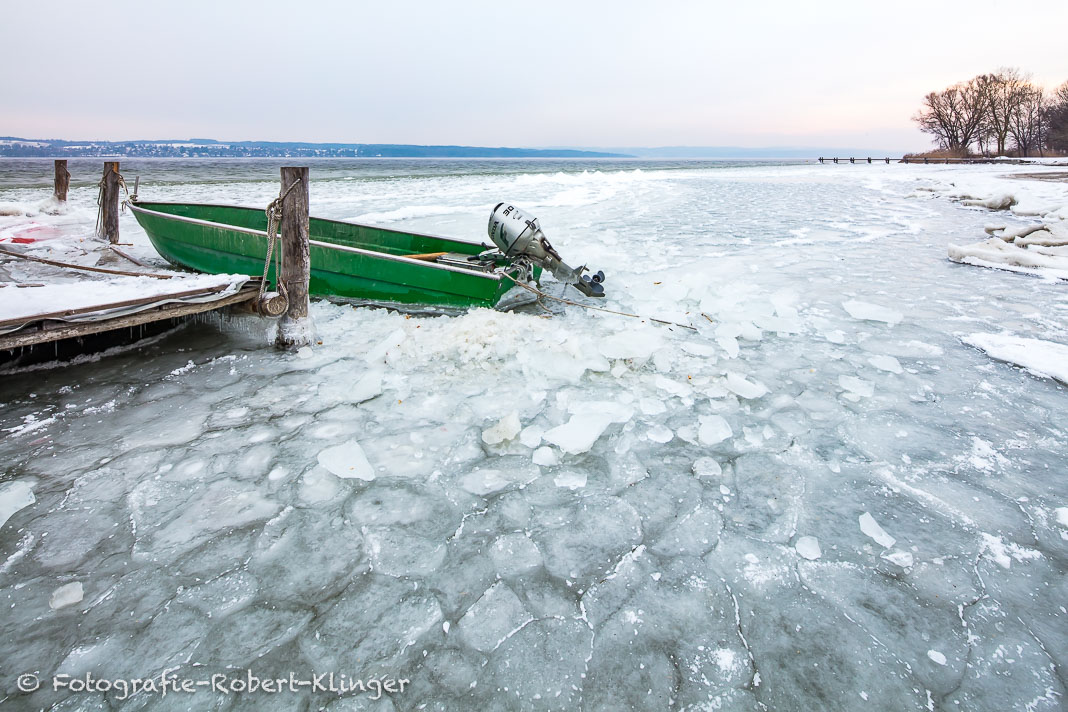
[913,68,1068,157]
[0,139,628,159]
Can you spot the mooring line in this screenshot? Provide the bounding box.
[500,273,709,331]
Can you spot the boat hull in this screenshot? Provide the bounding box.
[130,202,535,310]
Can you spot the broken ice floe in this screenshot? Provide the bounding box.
[948,200,1068,280]
[842,300,903,326]
[859,512,896,548]
[962,333,1068,384]
[794,536,822,560]
[317,440,376,480]
[0,479,36,530]
[482,411,522,445]
[48,582,84,610]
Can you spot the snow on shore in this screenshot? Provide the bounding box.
[939,169,1068,280]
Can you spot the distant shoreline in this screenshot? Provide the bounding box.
[0,138,630,160]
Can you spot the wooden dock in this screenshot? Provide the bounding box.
[0,279,262,369]
[0,161,314,369]
[0,280,261,351]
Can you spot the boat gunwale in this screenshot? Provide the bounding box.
[128,202,506,282]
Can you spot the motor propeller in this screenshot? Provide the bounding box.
[487,203,605,297]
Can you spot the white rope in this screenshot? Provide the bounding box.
[498,271,706,331]
[260,178,303,301]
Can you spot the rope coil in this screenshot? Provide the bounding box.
[259,178,303,302]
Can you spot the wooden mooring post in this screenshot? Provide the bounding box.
[53,160,70,202]
[99,162,121,243]
[275,166,313,348]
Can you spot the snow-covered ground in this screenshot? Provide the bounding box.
[936,170,1068,281]
[0,158,1065,711]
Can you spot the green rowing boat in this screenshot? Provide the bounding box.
[129,201,541,310]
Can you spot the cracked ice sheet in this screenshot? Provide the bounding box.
[1,159,1067,711]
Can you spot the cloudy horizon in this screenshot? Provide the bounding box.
[2,0,1066,152]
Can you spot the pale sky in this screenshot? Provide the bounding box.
[2,0,1066,151]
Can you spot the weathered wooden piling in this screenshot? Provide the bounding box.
[53,160,70,202]
[99,162,121,243]
[275,166,312,348]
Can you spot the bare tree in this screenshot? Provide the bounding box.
[981,68,1029,156]
[915,71,1067,155]
[913,79,986,153]
[1008,85,1046,156]
[1046,80,1068,153]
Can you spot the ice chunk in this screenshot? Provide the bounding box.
[300,468,342,504]
[859,512,896,548]
[961,193,1016,210]
[646,424,673,443]
[129,478,281,561]
[519,425,544,448]
[554,470,587,489]
[482,411,521,445]
[867,354,903,374]
[717,333,740,358]
[534,495,642,583]
[962,333,1068,384]
[318,440,375,480]
[351,370,384,403]
[489,533,543,576]
[484,617,593,707]
[948,237,1068,278]
[842,300,903,326]
[639,397,667,415]
[253,509,368,603]
[839,375,874,398]
[927,650,947,666]
[794,536,822,560]
[364,528,447,577]
[364,328,406,364]
[300,576,441,671]
[1056,507,1068,528]
[177,570,258,617]
[49,582,83,610]
[532,446,559,466]
[460,469,511,496]
[655,376,691,398]
[698,415,733,446]
[568,400,634,423]
[978,532,1041,569]
[0,479,35,530]
[882,550,914,568]
[457,582,532,652]
[598,328,663,360]
[725,372,768,399]
[692,457,722,478]
[543,414,614,454]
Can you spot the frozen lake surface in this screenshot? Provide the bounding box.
[1,158,1066,711]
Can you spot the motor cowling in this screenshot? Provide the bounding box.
[487,203,604,297]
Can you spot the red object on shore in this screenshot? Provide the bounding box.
[1,225,63,244]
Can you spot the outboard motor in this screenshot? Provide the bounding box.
[488,203,605,297]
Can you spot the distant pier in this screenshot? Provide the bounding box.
[817,156,1051,165]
